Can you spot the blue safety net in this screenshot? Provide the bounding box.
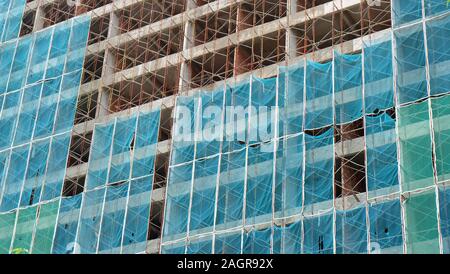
[336,206,367,254]
[245,142,274,225]
[121,176,153,254]
[76,187,106,254]
[214,231,242,254]
[216,149,245,230]
[0,0,26,43]
[160,241,186,254]
[273,221,302,254]
[278,65,304,136]
[250,77,277,144]
[243,228,271,254]
[222,81,250,153]
[305,61,333,129]
[171,96,198,165]
[334,52,363,124]
[365,113,399,198]
[303,213,333,254]
[87,110,159,190]
[369,199,403,253]
[186,236,213,254]
[363,40,394,114]
[394,24,428,104]
[52,194,82,254]
[98,182,129,253]
[189,156,218,235]
[132,110,160,178]
[304,128,334,207]
[392,0,423,27]
[275,134,303,218]
[438,186,450,254]
[424,0,450,16]
[108,117,137,184]
[163,162,193,241]
[195,90,224,160]
[426,14,450,96]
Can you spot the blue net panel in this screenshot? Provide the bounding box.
[0,0,26,43]
[336,206,367,254]
[369,199,403,254]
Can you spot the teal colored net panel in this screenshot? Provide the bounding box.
[304,128,334,208]
[273,221,302,254]
[195,89,224,160]
[278,65,304,136]
[0,150,9,205]
[171,96,198,165]
[41,133,71,201]
[0,0,26,42]
[186,236,213,254]
[160,241,186,254]
[398,101,434,191]
[305,61,333,129]
[394,24,428,104]
[52,194,82,254]
[163,162,193,241]
[334,52,363,124]
[14,84,43,146]
[109,116,137,184]
[214,231,242,254]
[216,149,245,230]
[0,211,16,254]
[404,190,440,254]
[438,185,450,253]
[223,81,250,153]
[189,156,218,235]
[243,228,271,254]
[132,110,160,179]
[12,204,38,253]
[336,206,367,254]
[87,110,160,191]
[392,0,423,27]
[369,199,403,254]
[86,123,114,190]
[275,134,303,218]
[20,139,50,207]
[245,142,274,225]
[363,40,394,114]
[98,182,128,254]
[0,144,29,212]
[122,176,153,254]
[250,77,277,144]
[76,187,106,254]
[365,113,399,198]
[424,0,450,16]
[0,42,16,94]
[426,15,450,96]
[432,95,450,182]
[303,212,333,254]
[31,200,59,254]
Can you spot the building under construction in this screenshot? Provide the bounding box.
[0,0,449,254]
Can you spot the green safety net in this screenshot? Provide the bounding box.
[11,205,38,253]
[398,100,434,191]
[404,190,440,254]
[432,95,450,182]
[31,200,59,254]
[0,211,16,254]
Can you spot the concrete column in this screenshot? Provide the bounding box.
[32,6,45,31]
